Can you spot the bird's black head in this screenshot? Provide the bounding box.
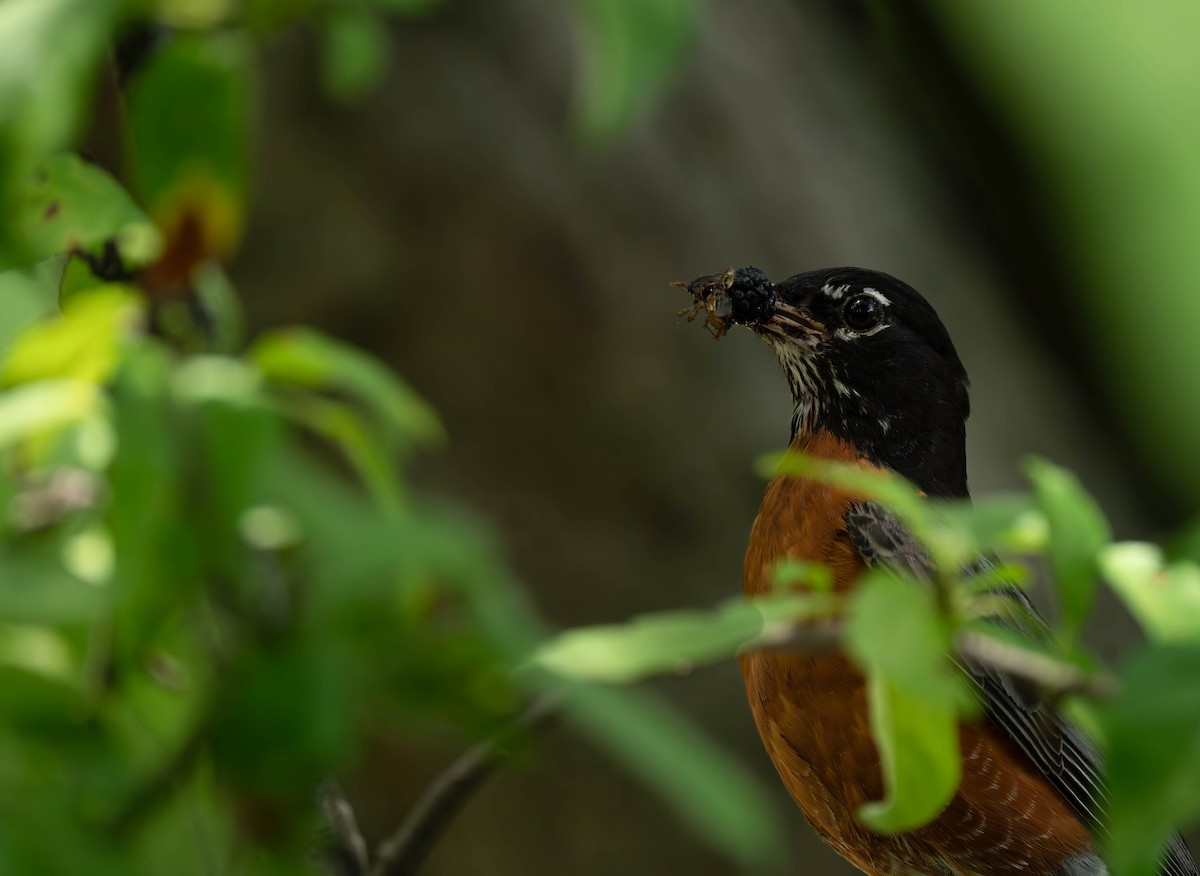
[682,266,970,498]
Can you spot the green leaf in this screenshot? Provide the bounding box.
[9,153,159,269]
[771,557,833,592]
[365,0,439,13]
[1103,644,1200,876]
[124,31,253,263]
[212,642,357,800]
[569,0,700,143]
[757,450,957,566]
[251,327,443,448]
[1024,457,1110,645]
[557,681,785,866]
[155,0,237,28]
[0,285,142,387]
[172,358,281,581]
[281,393,402,511]
[531,592,829,683]
[0,265,58,355]
[0,0,123,266]
[320,5,391,102]
[845,572,963,832]
[933,493,1047,554]
[1100,542,1200,643]
[0,380,102,453]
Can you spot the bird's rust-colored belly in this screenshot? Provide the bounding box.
[742,431,1095,876]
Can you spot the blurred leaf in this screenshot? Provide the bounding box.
[0,380,102,453]
[1025,457,1109,645]
[0,0,123,265]
[933,493,1047,554]
[155,0,237,28]
[251,327,443,448]
[0,540,110,624]
[173,360,281,581]
[758,450,958,566]
[239,0,322,29]
[191,262,245,354]
[365,0,439,12]
[771,557,833,592]
[124,31,252,274]
[558,681,785,866]
[106,343,193,661]
[320,4,390,102]
[569,0,700,142]
[845,571,962,832]
[8,153,160,270]
[282,394,402,511]
[1100,542,1200,643]
[1103,644,1200,876]
[532,592,828,683]
[0,265,58,354]
[212,641,356,799]
[0,285,142,387]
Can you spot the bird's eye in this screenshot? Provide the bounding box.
[842,294,883,332]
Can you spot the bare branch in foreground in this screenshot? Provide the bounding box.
[319,781,370,876]
[954,629,1118,701]
[326,619,1117,876]
[368,696,559,876]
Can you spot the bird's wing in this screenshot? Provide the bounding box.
[843,500,1198,876]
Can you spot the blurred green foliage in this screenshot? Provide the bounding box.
[1,2,1199,875]
[928,3,1200,511]
[0,0,781,872]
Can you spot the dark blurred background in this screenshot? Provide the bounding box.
[212,1,1200,871]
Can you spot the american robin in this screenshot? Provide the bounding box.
[680,266,1197,876]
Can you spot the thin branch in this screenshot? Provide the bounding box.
[319,781,370,876]
[954,629,1118,701]
[369,696,559,876]
[741,618,843,656]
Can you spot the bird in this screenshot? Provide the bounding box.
[679,266,1197,876]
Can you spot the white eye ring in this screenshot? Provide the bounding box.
[836,288,890,339]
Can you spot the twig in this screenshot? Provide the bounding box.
[954,629,1118,701]
[319,781,370,876]
[369,696,559,876]
[741,618,843,656]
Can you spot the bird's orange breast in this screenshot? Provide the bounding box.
[740,430,1094,876]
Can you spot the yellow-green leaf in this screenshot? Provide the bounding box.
[0,286,142,386]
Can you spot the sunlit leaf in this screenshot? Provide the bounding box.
[0,286,142,387]
[1100,542,1200,643]
[1103,644,1200,876]
[845,571,963,832]
[557,681,785,866]
[531,592,829,683]
[1024,457,1109,645]
[0,380,101,453]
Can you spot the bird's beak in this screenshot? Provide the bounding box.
[752,300,824,349]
